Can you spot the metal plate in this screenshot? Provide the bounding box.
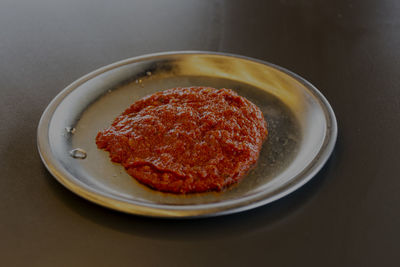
[37,51,337,218]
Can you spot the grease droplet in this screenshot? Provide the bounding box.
[69,148,87,159]
[65,127,76,134]
[278,137,288,146]
[146,71,152,76]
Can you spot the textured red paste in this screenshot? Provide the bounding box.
[96,87,267,193]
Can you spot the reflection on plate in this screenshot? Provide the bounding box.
[37,51,337,218]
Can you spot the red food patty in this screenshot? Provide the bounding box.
[96,87,267,193]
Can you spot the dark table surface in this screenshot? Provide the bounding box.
[1,0,399,266]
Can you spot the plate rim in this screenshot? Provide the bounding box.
[37,51,338,218]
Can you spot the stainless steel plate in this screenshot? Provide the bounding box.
[37,51,337,218]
